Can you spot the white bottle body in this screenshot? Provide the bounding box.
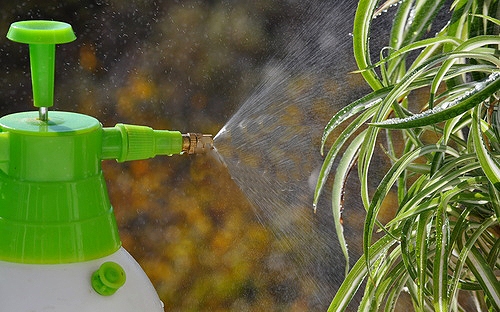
[0,247,164,312]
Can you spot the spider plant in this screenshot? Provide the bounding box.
[314,0,500,311]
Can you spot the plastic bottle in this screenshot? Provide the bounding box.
[0,20,211,312]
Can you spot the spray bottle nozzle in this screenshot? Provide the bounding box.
[182,133,214,154]
[101,124,213,161]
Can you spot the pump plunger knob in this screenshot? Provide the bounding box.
[7,20,76,121]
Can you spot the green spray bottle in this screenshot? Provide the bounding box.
[0,20,212,311]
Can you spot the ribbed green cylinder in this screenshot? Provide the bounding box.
[0,111,121,263]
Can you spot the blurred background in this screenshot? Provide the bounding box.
[0,1,370,311]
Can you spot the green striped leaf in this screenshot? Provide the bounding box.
[372,71,500,129]
[472,104,500,190]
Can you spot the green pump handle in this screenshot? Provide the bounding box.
[7,20,76,120]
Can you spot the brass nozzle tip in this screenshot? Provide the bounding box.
[182,133,214,154]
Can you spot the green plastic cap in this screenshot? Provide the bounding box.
[91,261,127,296]
[7,20,76,108]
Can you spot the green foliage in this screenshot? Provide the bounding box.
[315,0,500,311]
